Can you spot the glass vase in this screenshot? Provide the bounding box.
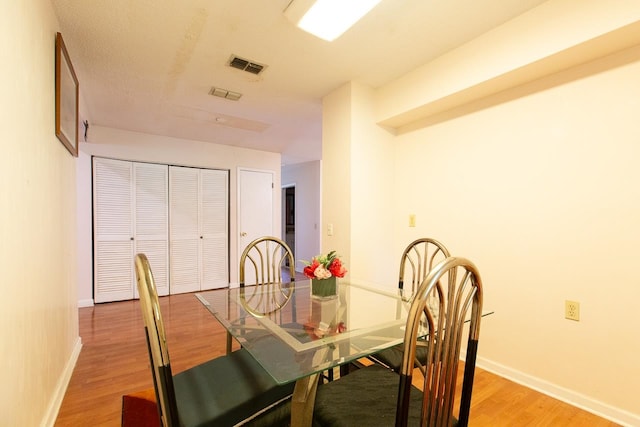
[311,276,337,299]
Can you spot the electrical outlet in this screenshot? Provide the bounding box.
[565,300,580,321]
[409,214,416,227]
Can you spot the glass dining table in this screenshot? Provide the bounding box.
[195,279,413,426]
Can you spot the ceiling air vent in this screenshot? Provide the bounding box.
[209,86,242,101]
[228,55,266,75]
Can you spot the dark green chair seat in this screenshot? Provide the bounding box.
[173,348,294,427]
[312,365,426,426]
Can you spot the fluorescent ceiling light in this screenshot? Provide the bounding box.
[284,0,382,42]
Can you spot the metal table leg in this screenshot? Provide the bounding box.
[291,373,320,427]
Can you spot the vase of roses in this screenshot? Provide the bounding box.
[302,251,347,298]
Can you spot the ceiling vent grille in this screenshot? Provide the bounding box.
[228,55,266,75]
[209,87,242,101]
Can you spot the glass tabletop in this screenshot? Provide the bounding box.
[196,280,411,384]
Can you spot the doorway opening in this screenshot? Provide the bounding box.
[282,186,295,266]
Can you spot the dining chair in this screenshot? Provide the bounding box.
[226,236,297,353]
[134,253,294,427]
[236,236,342,386]
[369,237,450,372]
[312,256,484,427]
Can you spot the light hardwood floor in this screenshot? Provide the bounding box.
[55,292,619,426]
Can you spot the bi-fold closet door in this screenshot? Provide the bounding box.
[169,166,229,294]
[93,158,169,303]
[93,158,229,303]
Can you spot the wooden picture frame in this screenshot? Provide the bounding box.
[55,32,79,157]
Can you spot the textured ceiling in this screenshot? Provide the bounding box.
[51,0,548,165]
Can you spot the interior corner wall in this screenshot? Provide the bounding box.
[77,126,282,301]
[321,84,353,270]
[281,161,322,270]
[348,82,397,288]
[322,82,397,286]
[1,1,80,425]
[390,46,640,423]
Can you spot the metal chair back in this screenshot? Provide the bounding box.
[398,238,451,299]
[227,236,296,353]
[397,256,483,427]
[134,253,178,427]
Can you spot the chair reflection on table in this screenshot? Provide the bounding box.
[312,256,484,427]
[229,236,296,354]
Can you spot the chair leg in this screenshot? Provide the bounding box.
[226,331,233,354]
[322,368,333,383]
[339,363,350,378]
[458,340,479,427]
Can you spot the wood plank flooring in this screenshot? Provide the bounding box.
[55,291,619,426]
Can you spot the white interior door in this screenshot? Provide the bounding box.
[238,168,274,284]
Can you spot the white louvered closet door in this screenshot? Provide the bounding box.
[93,158,169,303]
[94,158,135,303]
[133,162,169,297]
[169,166,201,294]
[169,166,229,294]
[201,169,228,290]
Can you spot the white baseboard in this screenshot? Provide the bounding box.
[41,337,82,427]
[78,299,94,308]
[476,357,639,427]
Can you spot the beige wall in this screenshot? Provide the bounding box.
[0,1,80,425]
[322,0,640,424]
[77,126,282,303]
[393,45,640,423]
